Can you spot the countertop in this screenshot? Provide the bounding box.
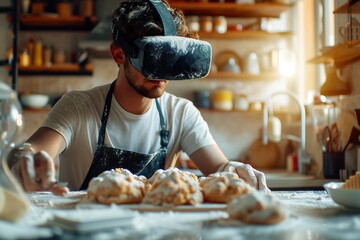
[2,190,360,240]
[185,168,338,190]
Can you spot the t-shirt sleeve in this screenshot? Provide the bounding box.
[41,92,83,149]
[179,102,216,156]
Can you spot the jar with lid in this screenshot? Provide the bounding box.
[54,50,66,64]
[199,16,213,33]
[187,16,200,32]
[213,16,227,34]
[234,93,249,111]
[81,0,93,17]
[211,89,233,111]
[31,0,45,16]
[57,0,73,17]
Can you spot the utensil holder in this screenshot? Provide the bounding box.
[323,151,345,179]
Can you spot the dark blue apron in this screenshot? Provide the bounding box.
[80,81,169,190]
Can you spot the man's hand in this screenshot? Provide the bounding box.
[8,145,69,196]
[218,161,270,193]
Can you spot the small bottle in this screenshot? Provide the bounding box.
[199,16,213,32]
[43,45,53,67]
[27,38,34,65]
[33,39,43,66]
[19,49,30,67]
[285,140,297,172]
[213,16,227,34]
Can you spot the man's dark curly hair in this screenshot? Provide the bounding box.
[112,0,197,48]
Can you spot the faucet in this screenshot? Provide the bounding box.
[262,91,309,174]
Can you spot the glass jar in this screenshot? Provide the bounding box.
[81,0,93,17]
[31,0,45,16]
[213,16,227,34]
[33,40,43,66]
[211,89,233,111]
[234,93,249,111]
[57,0,73,17]
[200,16,213,32]
[0,83,30,222]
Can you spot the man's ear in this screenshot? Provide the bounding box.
[110,42,126,64]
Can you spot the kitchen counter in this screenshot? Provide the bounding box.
[2,190,360,240]
[185,168,338,190]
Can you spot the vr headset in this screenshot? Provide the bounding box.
[111,0,212,80]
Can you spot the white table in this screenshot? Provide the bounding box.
[2,190,360,240]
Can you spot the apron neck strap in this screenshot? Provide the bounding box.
[155,99,169,149]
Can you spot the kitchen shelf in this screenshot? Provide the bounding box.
[22,107,52,112]
[333,1,360,14]
[0,59,10,66]
[205,71,283,81]
[198,30,292,40]
[15,64,93,76]
[307,42,360,67]
[198,108,263,113]
[0,6,14,13]
[19,15,97,31]
[169,2,293,18]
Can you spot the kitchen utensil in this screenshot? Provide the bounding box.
[355,108,360,126]
[338,110,359,150]
[320,126,332,152]
[343,127,360,151]
[322,151,344,179]
[330,123,340,151]
[319,124,341,152]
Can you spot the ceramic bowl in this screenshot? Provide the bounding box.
[324,182,360,209]
[20,94,49,109]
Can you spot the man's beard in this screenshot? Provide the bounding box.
[124,60,165,99]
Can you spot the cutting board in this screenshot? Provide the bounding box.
[78,199,227,213]
[247,139,281,169]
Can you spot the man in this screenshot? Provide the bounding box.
[8,0,269,195]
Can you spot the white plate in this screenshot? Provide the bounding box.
[324,182,360,210]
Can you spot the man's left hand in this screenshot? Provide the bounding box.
[218,161,271,193]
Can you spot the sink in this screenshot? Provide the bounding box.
[264,171,315,181]
[262,170,330,189]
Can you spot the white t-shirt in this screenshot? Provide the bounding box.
[42,83,215,190]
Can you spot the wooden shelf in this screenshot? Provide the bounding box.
[198,30,292,40]
[333,1,360,14]
[205,71,283,81]
[307,42,360,67]
[16,64,93,76]
[169,2,293,18]
[19,15,97,31]
[198,108,263,113]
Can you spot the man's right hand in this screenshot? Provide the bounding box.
[8,144,69,196]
